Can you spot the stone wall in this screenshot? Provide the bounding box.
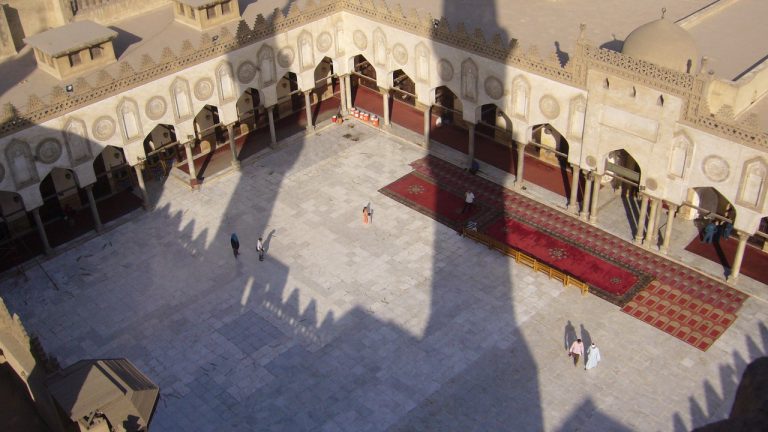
[73,0,171,25]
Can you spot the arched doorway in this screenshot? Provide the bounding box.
[235,88,263,134]
[193,105,221,155]
[350,54,382,115]
[474,103,514,173]
[389,69,422,133]
[38,168,95,247]
[602,149,643,238]
[525,123,574,197]
[142,124,179,182]
[0,191,39,272]
[309,57,341,125]
[91,146,144,225]
[275,72,306,140]
[429,85,468,154]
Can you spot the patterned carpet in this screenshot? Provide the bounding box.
[380,156,748,351]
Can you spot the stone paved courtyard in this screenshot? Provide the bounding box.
[1,124,767,431]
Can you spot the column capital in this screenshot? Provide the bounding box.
[735,229,750,241]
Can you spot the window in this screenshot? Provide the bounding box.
[90,45,103,60]
[68,51,82,67]
[206,5,217,19]
[177,2,184,14]
[221,1,231,14]
[188,6,195,18]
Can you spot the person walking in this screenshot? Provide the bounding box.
[257,237,264,261]
[568,338,584,367]
[362,206,369,224]
[462,191,475,214]
[230,233,240,258]
[585,342,601,370]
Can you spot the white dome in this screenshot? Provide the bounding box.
[622,18,700,73]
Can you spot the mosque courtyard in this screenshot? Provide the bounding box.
[1,123,767,431]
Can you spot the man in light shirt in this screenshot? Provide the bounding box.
[569,338,584,367]
[462,191,475,214]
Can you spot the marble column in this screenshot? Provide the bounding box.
[588,174,602,224]
[568,164,581,213]
[84,185,102,233]
[227,124,240,170]
[183,141,197,186]
[423,106,431,145]
[134,164,150,210]
[383,92,391,126]
[634,194,649,244]
[729,230,750,283]
[650,200,664,245]
[304,91,313,131]
[643,198,659,249]
[515,142,526,190]
[267,105,277,147]
[344,74,353,111]
[661,203,677,254]
[339,75,348,114]
[32,208,52,255]
[580,173,593,221]
[468,123,476,166]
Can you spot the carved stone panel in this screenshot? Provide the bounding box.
[317,31,332,53]
[645,178,658,191]
[6,140,38,188]
[415,43,429,83]
[36,138,63,164]
[258,45,276,86]
[117,99,143,143]
[737,158,767,210]
[438,59,453,81]
[353,30,367,50]
[702,155,730,183]
[93,116,116,141]
[171,78,193,121]
[484,76,503,100]
[461,58,478,102]
[298,31,314,71]
[237,61,257,84]
[539,94,560,119]
[277,47,295,68]
[668,132,692,179]
[512,76,530,120]
[145,96,167,120]
[392,43,408,65]
[216,63,236,102]
[194,78,214,101]
[373,28,387,67]
[567,95,586,140]
[334,23,344,56]
[64,118,93,166]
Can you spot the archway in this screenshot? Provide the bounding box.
[309,57,341,126]
[193,105,221,155]
[605,149,641,189]
[350,54,382,115]
[275,72,306,140]
[38,168,95,247]
[429,85,468,154]
[0,191,40,272]
[142,124,179,181]
[389,69,422,133]
[525,123,574,198]
[235,88,263,134]
[474,103,514,174]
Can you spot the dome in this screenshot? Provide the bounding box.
[621,18,700,73]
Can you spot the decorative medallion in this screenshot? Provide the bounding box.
[437,59,453,81]
[539,94,560,119]
[92,116,116,141]
[36,138,62,164]
[610,277,623,285]
[316,32,332,53]
[145,96,167,120]
[353,30,367,50]
[237,61,257,84]
[194,78,214,101]
[548,248,568,261]
[702,155,730,182]
[277,47,295,68]
[645,178,658,191]
[0,163,4,183]
[407,184,425,194]
[392,43,408,65]
[585,155,597,168]
[484,76,503,100]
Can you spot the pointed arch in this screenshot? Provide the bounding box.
[258,44,276,86]
[461,58,478,103]
[298,30,314,71]
[5,139,39,189]
[511,75,530,120]
[171,77,193,121]
[415,42,430,83]
[567,95,586,140]
[668,131,693,179]
[737,157,768,210]
[117,98,143,143]
[216,61,236,103]
[373,28,387,67]
[63,117,93,166]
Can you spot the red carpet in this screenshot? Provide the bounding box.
[684,236,768,285]
[381,155,749,351]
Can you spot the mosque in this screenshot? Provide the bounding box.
[0,0,766,430]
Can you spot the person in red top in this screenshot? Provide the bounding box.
[569,338,585,367]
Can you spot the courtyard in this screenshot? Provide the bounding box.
[1,123,767,431]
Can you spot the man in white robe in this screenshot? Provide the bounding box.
[585,343,601,370]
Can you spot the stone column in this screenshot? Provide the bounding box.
[227,124,240,170]
[304,91,313,131]
[515,142,526,190]
[423,106,431,145]
[650,200,664,246]
[643,198,659,248]
[468,123,476,166]
[661,203,677,254]
[634,194,649,244]
[580,173,593,221]
[568,164,581,213]
[383,92,391,126]
[339,75,348,114]
[588,174,602,224]
[134,164,150,210]
[729,230,750,283]
[267,105,277,147]
[183,141,197,186]
[345,74,353,111]
[32,208,52,255]
[84,185,103,233]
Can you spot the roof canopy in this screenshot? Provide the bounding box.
[47,359,159,432]
[23,21,117,58]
